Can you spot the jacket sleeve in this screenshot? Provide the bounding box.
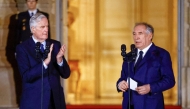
[16,44,47,82]
[116,61,128,92]
[52,41,71,79]
[150,51,175,93]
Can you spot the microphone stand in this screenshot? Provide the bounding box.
[123,56,132,109]
[127,60,131,109]
[121,44,136,109]
[35,42,50,109]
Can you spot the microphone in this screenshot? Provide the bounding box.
[35,42,41,58]
[43,41,51,60]
[121,44,137,61]
[121,44,126,56]
[121,44,127,61]
[130,44,137,61]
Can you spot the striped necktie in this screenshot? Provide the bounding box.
[40,44,44,53]
[135,51,143,68]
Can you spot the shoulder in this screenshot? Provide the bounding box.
[155,45,169,54]
[18,38,31,47]
[47,39,61,46]
[17,11,29,21]
[48,39,59,43]
[152,44,170,57]
[37,10,49,17]
[41,12,49,16]
[18,11,28,16]
[16,40,27,52]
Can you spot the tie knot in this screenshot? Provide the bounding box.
[135,51,143,68]
[139,51,143,56]
[31,12,34,17]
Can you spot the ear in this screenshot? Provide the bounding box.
[31,27,35,33]
[148,33,153,40]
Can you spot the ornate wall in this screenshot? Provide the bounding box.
[1,0,190,108]
[66,0,178,105]
[0,0,19,107]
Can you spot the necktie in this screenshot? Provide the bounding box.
[40,44,44,53]
[31,12,34,17]
[135,51,143,68]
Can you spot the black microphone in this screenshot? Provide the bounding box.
[43,41,51,60]
[130,44,137,61]
[35,42,41,58]
[121,44,127,61]
[121,44,137,61]
[121,44,126,52]
[130,44,135,51]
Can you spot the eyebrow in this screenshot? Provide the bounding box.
[133,31,143,34]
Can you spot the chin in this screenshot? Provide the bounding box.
[43,36,48,39]
[135,43,140,47]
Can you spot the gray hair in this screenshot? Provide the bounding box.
[134,22,154,40]
[29,13,47,31]
[134,22,154,34]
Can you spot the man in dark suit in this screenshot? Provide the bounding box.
[16,13,70,109]
[16,0,50,45]
[116,22,175,109]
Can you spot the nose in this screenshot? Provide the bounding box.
[133,34,139,40]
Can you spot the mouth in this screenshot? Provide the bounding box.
[135,41,141,44]
[43,33,48,36]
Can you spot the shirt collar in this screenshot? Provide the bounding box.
[32,36,46,46]
[28,9,37,15]
[137,42,152,57]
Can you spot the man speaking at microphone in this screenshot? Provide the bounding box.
[16,13,70,109]
[116,22,175,109]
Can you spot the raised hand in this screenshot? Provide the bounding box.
[44,44,54,65]
[56,44,66,64]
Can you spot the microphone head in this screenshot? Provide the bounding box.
[130,44,137,61]
[35,42,41,47]
[45,42,50,53]
[130,44,135,51]
[35,42,41,58]
[35,42,41,51]
[121,44,126,51]
[121,44,126,57]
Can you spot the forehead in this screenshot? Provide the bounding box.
[133,25,146,32]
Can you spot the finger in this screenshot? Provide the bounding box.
[120,89,126,92]
[61,45,66,52]
[50,44,54,53]
[59,45,64,52]
[136,87,142,93]
[123,82,128,87]
[119,86,126,92]
[62,44,66,48]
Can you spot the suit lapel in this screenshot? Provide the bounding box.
[27,38,43,61]
[25,11,31,19]
[135,44,157,71]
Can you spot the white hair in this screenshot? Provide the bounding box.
[29,13,47,31]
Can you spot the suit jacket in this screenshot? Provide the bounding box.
[16,9,50,45]
[16,37,70,109]
[116,43,175,109]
